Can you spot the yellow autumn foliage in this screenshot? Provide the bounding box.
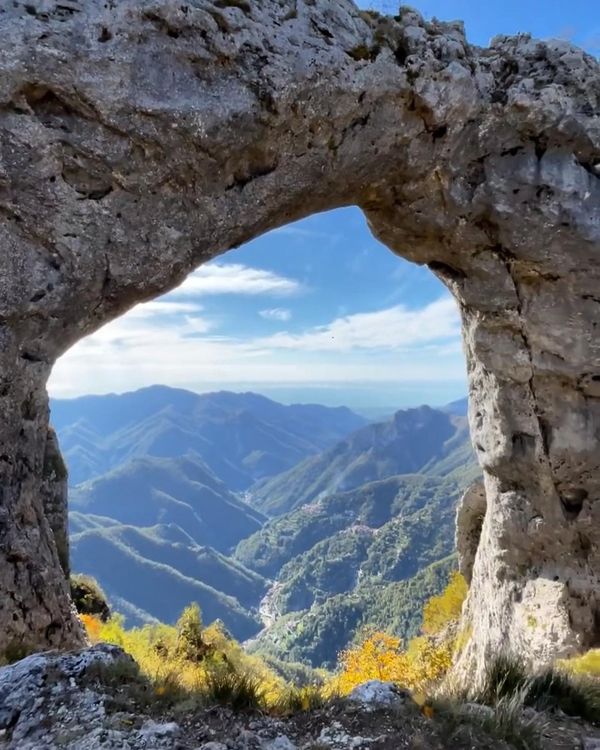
[80,572,470,709]
[334,631,410,693]
[331,571,468,697]
[559,648,600,678]
[81,605,287,706]
[422,570,468,635]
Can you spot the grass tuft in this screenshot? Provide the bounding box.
[471,687,547,750]
[272,684,329,715]
[434,685,546,750]
[475,655,600,725]
[434,654,600,750]
[202,669,266,711]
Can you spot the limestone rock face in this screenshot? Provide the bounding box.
[456,481,486,585]
[0,0,598,681]
[41,427,69,577]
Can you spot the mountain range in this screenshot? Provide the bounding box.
[249,403,475,516]
[70,454,265,551]
[236,402,477,666]
[52,386,366,488]
[56,386,478,663]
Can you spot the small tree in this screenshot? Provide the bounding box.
[332,571,469,697]
[175,603,212,662]
[70,574,111,622]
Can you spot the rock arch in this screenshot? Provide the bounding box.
[0,0,599,680]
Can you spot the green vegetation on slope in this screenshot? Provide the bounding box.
[250,405,474,516]
[53,386,366,489]
[63,392,480,667]
[71,523,268,610]
[71,527,263,640]
[236,473,464,579]
[251,556,458,668]
[70,454,265,552]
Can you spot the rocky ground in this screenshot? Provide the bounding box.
[0,646,598,750]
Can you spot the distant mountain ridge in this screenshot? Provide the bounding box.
[70,521,266,640]
[53,386,366,488]
[250,404,475,516]
[68,453,270,640]
[441,396,469,416]
[70,454,266,552]
[235,400,477,666]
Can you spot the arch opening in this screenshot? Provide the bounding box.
[48,205,472,667]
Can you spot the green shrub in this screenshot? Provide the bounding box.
[70,574,110,621]
[272,684,328,715]
[0,641,30,666]
[527,670,600,725]
[174,603,212,663]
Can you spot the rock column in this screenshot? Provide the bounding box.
[0,335,84,657]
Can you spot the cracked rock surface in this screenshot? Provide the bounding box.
[0,0,598,681]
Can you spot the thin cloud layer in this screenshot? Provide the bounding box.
[172,263,302,297]
[259,308,292,322]
[255,298,460,352]
[48,213,467,401]
[127,301,204,318]
[49,294,463,398]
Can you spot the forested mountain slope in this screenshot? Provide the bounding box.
[70,454,265,552]
[250,556,459,668]
[250,405,475,516]
[53,386,366,488]
[70,520,268,640]
[237,473,464,579]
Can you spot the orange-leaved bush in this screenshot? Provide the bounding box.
[331,571,468,697]
[80,613,102,642]
[335,631,410,693]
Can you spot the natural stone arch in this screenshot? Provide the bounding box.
[0,0,599,682]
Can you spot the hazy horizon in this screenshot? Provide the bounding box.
[50,380,467,415]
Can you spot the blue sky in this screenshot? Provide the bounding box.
[49,2,599,410]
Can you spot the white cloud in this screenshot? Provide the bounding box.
[126,301,204,318]
[49,295,464,398]
[271,225,334,240]
[253,297,460,352]
[171,263,301,297]
[259,308,292,322]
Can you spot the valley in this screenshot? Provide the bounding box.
[56,386,477,667]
